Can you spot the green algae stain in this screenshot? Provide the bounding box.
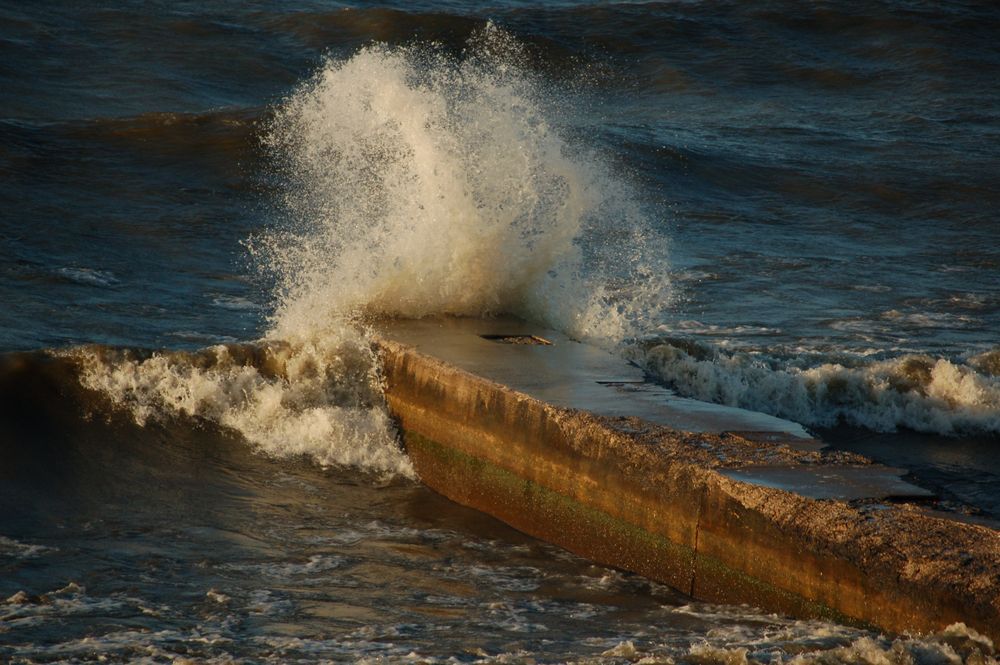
[403,430,855,627]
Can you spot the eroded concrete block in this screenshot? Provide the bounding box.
[372,316,1000,641]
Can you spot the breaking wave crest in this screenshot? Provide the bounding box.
[68,332,413,479]
[633,340,1000,436]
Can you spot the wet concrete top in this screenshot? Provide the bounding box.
[374,316,936,503]
[373,316,815,442]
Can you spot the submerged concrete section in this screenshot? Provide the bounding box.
[372,316,1000,641]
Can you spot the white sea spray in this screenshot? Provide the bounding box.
[256,23,670,346]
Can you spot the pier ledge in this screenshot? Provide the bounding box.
[372,316,1000,640]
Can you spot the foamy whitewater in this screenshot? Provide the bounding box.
[71,334,413,478]
[633,342,1000,435]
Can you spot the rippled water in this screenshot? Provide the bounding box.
[1,376,994,661]
[2,1,999,661]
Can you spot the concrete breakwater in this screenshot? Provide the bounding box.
[373,317,1000,641]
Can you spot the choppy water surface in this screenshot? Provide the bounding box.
[2,1,999,661]
[1,358,994,662]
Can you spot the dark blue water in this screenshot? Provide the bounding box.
[2,2,1000,661]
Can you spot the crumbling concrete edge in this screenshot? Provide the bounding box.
[374,337,1000,641]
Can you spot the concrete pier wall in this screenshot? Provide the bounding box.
[373,331,1000,641]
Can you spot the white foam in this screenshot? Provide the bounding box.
[635,342,1000,435]
[671,320,784,337]
[246,589,294,617]
[56,267,120,287]
[210,294,261,311]
[221,554,346,580]
[602,641,641,658]
[588,613,997,665]
[71,328,414,479]
[0,535,57,560]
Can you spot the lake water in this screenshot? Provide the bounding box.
[2,2,998,661]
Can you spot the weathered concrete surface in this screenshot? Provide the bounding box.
[373,316,820,449]
[372,316,1000,641]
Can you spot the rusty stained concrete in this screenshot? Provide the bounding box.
[371,316,1000,642]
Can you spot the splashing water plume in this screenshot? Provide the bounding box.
[259,24,670,345]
